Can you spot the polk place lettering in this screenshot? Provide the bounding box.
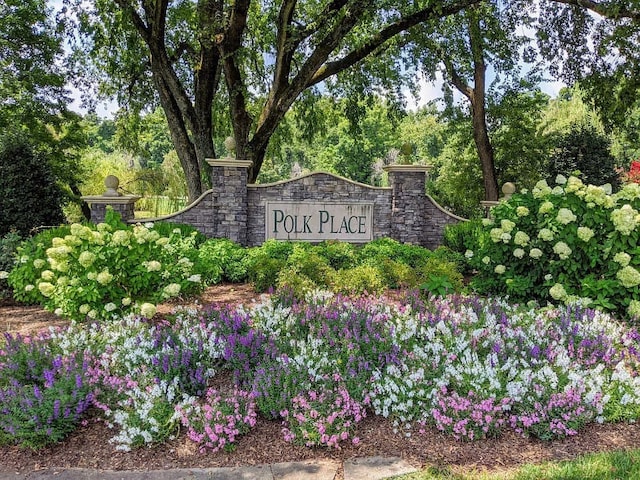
[266,203,373,242]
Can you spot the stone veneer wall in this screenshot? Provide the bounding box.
[246,173,393,247]
[150,191,217,237]
[107,163,465,249]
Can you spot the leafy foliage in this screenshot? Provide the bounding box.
[7,211,204,320]
[0,135,65,236]
[547,124,620,190]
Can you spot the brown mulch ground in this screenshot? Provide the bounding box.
[1,284,640,476]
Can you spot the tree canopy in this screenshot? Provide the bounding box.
[65,0,486,202]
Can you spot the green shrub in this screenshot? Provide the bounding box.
[197,238,247,284]
[330,265,385,296]
[0,135,65,237]
[374,259,419,289]
[466,175,640,319]
[311,241,358,270]
[0,231,23,300]
[285,244,333,286]
[7,210,205,321]
[244,241,309,292]
[246,256,287,292]
[417,257,464,297]
[358,237,431,268]
[430,246,466,273]
[153,221,206,247]
[443,219,483,254]
[8,225,73,305]
[276,267,318,300]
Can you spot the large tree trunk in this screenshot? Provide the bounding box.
[470,93,499,201]
[154,71,204,203]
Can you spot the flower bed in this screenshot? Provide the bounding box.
[1,291,639,450]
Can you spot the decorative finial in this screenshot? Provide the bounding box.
[502,182,516,200]
[224,136,236,158]
[103,175,121,197]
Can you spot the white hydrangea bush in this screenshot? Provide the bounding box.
[468,175,640,320]
[8,211,205,321]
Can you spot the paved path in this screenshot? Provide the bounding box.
[0,456,418,480]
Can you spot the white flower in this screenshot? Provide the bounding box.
[144,222,155,229]
[105,302,117,312]
[79,304,90,315]
[162,283,181,298]
[0,271,8,280]
[122,297,132,306]
[87,309,98,319]
[617,266,640,288]
[482,218,494,227]
[501,232,512,243]
[490,228,503,243]
[553,241,572,260]
[464,250,474,259]
[538,201,554,215]
[533,179,552,198]
[612,205,639,235]
[549,283,568,301]
[556,208,577,225]
[555,174,567,185]
[54,308,63,316]
[613,252,631,267]
[78,251,97,268]
[33,259,46,269]
[529,248,543,259]
[538,228,554,242]
[97,270,114,285]
[482,256,491,265]
[111,230,131,246]
[577,227,594,242]
[494,265,506,274]
[544,274,553,281]
[516,206,529,217]
[38,282,55,297]
[187,274,202,283]
[140,303,157,318]
[513,248,525,259]
[144,261,162,272]
[24,284,34,292]
[628,300,640,318]
[501,219,516,232]
[513,231,530,246]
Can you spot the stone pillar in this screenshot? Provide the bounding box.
[383,164,432,246]
[206,158,252,245]
[81,175,141,223]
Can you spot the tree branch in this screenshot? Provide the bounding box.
[551,0,640,22]
[273,0,298,92]
[309,0,483,86]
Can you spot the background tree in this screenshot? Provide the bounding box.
[66,0,484,202]
[537,0,640,159]
[547,124,620,188]
[0,135,65,236]
[1,0,89,220]
[404,1,539,201]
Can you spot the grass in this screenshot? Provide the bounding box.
[395,448,640,479]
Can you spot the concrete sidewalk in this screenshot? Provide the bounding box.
[0,456,418,480]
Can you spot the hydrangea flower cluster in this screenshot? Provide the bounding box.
[467,175,640,318]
